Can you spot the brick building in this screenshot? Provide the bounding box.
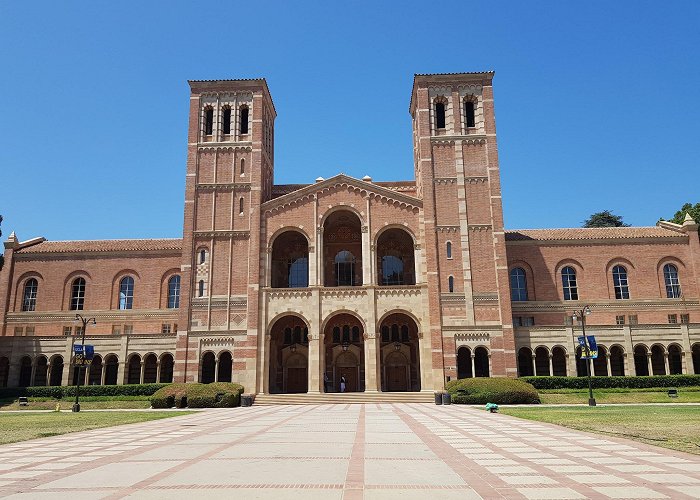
[1,72,699,393]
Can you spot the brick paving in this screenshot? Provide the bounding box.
[0,404,699,499]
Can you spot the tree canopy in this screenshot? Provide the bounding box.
[665,202,700,230]
[582,210,630,228]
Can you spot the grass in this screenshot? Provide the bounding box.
[539,387,700,404]
[0,396,152,411]
[500,405,700,455]
[0,411,192,445]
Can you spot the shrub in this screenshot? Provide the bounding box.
[149,382,244,408]
[446,378,540,404]
[0,383,168,400]
[521,375,700,390]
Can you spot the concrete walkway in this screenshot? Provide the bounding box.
[0,404,699,499]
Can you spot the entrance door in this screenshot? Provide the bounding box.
[387,365,408,391]
[338,366,358,392]
[286,368,307,393]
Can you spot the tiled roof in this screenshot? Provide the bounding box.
[505,227,683,242]
[16,239,182,254]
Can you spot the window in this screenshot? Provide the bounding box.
[22,278,38,312]
[161,324,172,334]
[663,264,681,298]
[448,275,454,293]
[510,268,528,301]
[561,266,578,300]
[112,325,121,335]
[14,327,23,336]
[681,314,690,324]
[199,249,207,264]
[204,108,213,136]
[223,107,231,135]
[288,258,309,288]
[119,276,134,310]
[198,280,205,297]
[446,241,452,259]
[240,106,249,134]
[564,316,573,326]
[435,101,446,129]
[616,315,625,325]
[123,324,133,334]
[612,265,630,299]
[25,326,35,336]
[381,255,404,285]
[239,197,244,215]
[75,326,84,336]
[70,278,86,311]
[523,317,535,327]
[63,326,72,336]
[335,250,356,286]
[465,100,476,128]
[240,158,245,175]
[628,314,638,325]
[167,275,181,309]
[668,314,678,324]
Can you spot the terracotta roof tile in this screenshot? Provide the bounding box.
[16,239,182,254]
[505,227,683,242]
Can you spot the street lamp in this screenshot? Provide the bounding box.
[73,314,96,412]
[572,305,596,407]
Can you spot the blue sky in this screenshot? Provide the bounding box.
[1,1,699,241]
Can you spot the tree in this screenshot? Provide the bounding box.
[582,210,630,228]
[666,202,700,230]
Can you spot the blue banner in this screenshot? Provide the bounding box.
[577,335,598,359]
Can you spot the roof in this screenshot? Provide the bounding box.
[410,71,495,113]
[15,239,183,254]
[505,227,684,242]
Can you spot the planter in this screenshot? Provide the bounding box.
[441,392,451,405]
[434,392,443,405]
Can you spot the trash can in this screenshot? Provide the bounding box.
[442,392,451,405]
[241,394,254,407]
[434,392,443,405]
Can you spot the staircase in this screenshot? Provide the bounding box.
[253,392,434,405]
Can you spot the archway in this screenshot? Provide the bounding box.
[127,354,141,384]
[89,355,103,385]
[18,356,32,387]
[517,347,533,376]
[323,210,363,287]
[651,345,666,375]
[474,346,490,377]
[575,347,588,377]
[552,346,567,376]
[379,313,420,391]
[0,357,9,388]
[143,354,157,383]
[159,353,174,383]
[609,345,625,376]
[693,343,700,375]
[534,347,550,376]
[634,345,649,376]
[104,355,119,385]
[593,346,608,376]
[218,351,233,383]
[457,347,472,378]
[49,356,63,386]
[271,231,309,288]
[201,352,215,383]
[34,356,48,386]
[376,228,416,285]
[325,312,364,392]
[269,315,309,394]
[668,344,683,375]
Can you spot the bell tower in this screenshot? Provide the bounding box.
[174,78,276,389]
[410,72,516,380]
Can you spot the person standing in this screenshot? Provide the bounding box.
[340,375,347,393]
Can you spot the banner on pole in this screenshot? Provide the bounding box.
[577,335,598,359]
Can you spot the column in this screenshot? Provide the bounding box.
[681,352,688,374]
[365,333,378,391]
[319,333,326,392]
[548,355,554,377]
[30,363,37,386]
[101,364,106,385]
[156,362,162,384]
[316,227,324,287]
[263,334,271,393]
[663,353,670,376]
[307,333,321,393]
[471,354,476,378]
[487,354,492,378]
[361,225,371,286]
[646,353,653,376]
[606,354,612,377]
[531,355,536,377]
[140,362,145,384]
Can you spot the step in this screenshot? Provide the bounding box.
[253,392,435,405]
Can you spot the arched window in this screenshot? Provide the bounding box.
[561,266,578,300]
[335,251,356,286]
[448,275,454,293]
[464,99,476,128]
[510,268,528,301]
[240,158,245,175]
[664,264,681,298]
[70,278,86,311]
[22,278,38,312]
[119,276,134,310]
[239,197,244,215]
[446,241,452,259]
[240,106,249,134]
[198,280,205,297]
[167,275,181,309]
[612,265,630,299]
[199,249,207,264]
[435,101,446,129]
[381,255,404,285]
[204,108,213,136]
[222,107,231,135]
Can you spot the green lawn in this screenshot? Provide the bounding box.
[500,405,700,455]
[0,396,152,411]
[0,411,191,445]
[539,387,700,404]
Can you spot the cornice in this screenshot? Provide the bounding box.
[506,236,688,247]
[196,183,252,192]
[436,225,459,233]
[193,230,250,239]
[190,297,247,309]
[197,143,253,152]
[511,298,700,313]
[431,135,487,145]
[6,309,179,323]
[441,293,466,303]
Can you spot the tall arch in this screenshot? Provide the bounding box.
[0,357,9,388]
[457,346,472,379]
[201,352,216,384]
[378,312,421,391]
[143,354,158,383]
[323,210,363,287]
[474,347,490,377]
[89,355,103,385]
[376,227,416,286]
[609,345,625,376]
[693,343,700,375]
[651,344,666,375]
[159,353,174,383]
[534,346,550,376]
[551,346,567,376]
[668,344,683,375]
[517,347,533,376]
[268,315,310,394]
[104,354,119,385]
[34,356,48,386]
[593,345,608,376]
[634,345,650,376]
[18,356,32,387]
[271,230,309,288]
[325,312,365,392]
[127,354,141,384]
[49,355,64,386]
[218,351,233,383]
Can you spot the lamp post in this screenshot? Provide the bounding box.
[73,314,96,412]
[572,305,596,407]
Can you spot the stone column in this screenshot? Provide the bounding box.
[606,354,612,377]
[30,363,37,386]
[487,354,492,378]
[140,362,145,384]
[156,361,162,384]
[101,364,106,386]
[470,354,476,378]
[548,355,554,377]
[663,352,670,376]
[646,353,653,376]
[364,333,378,391]
[214,359,219,382]
[361,225,371,286]
[531,355,536,377]
[263,334,271,393]
[681,352,688,374]
[319,333,327,392]
[307,333,321,393]
[316,227,324,287]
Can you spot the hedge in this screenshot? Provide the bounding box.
[0,383,168,400]
[150,383,244,408]
[520,375,700,390]
[446,378,540,404]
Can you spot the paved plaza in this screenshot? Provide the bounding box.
[1,405,700,499]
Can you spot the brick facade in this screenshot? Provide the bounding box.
[1,72,699,392]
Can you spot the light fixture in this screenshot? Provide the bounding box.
[342,342,349,352]
[290,344,296,353]
[394,342,402,351]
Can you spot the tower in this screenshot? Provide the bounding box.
[410,72,516,379]
[174,79,276,389]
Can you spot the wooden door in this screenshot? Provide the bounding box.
[338,367,358,392]
[286,367,307,393]
[387,366,408,392]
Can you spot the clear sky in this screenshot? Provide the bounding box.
[1,1,699,241]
